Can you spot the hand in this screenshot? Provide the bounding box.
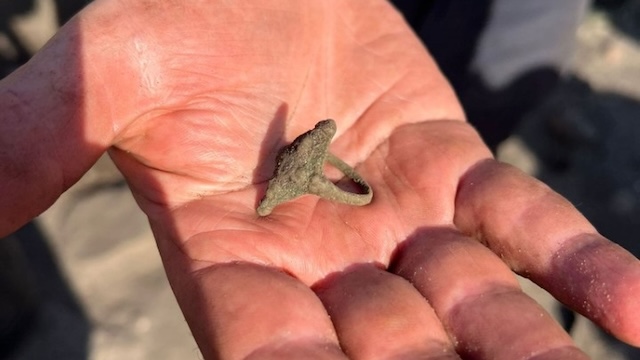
[3,0,639,359]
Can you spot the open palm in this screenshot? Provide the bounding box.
[47,0,640,358]
[105,0,470,277]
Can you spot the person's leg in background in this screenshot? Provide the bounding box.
[392,0,587,151]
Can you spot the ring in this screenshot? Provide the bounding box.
[257,119,373,216]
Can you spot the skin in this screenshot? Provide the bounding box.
[1,0,639,359]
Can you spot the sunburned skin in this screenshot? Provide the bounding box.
[256,119,373,216]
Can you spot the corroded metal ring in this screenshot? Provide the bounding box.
[257,119,373,216]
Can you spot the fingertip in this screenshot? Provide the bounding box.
[603,265,640,346]
[544,236,640,347]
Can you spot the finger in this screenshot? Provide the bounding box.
[454,160,640,346]
[0,24,115,236]
[159,236,347,360]
[314,264,459,359]
[184,264,345,359]
[392,228,588,359]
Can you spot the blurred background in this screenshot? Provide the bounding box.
[0,0,639,359]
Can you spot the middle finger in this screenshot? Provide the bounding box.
[392,227,587,359]
[314,264,459,359]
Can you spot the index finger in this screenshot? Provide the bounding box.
[454,160,640,345]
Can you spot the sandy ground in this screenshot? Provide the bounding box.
[1,1,639,359]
